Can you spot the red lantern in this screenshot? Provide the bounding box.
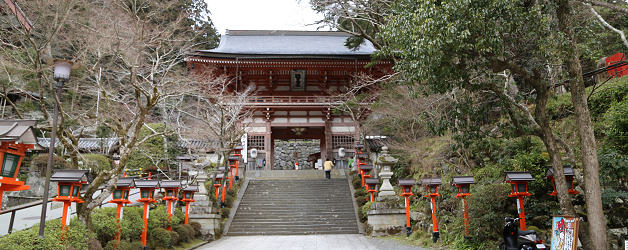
[50,169,89,237]
[355,144,367,186]
[160,180,181,231]
[181,185,199,224]
[398,179,416,237]
[213,172,224,200]
[365,178,379,202]
[227,156,239,189]
[505,171,535,231]
[361,165,373,191]
[546,166,579,196]
[109,177,134,248]
[232,146,242,181]
[421,177,441,243]
[135,179,159,249]
[0,120,37,211]
[452,176,476,237]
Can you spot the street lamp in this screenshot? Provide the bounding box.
[39,59,74,238]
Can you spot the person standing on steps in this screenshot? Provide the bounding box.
[324,158,334,179]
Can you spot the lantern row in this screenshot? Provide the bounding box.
[49,170,199,250]
[364,167,578,243]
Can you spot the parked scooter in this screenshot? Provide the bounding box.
[500,217,547,250]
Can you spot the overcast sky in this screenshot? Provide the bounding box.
[205,0,330,34]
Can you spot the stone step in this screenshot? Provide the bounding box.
[227,178,357,236]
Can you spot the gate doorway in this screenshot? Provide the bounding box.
[272,139,320,170]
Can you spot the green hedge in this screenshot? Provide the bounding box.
[0,218,97,250]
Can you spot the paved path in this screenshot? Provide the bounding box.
[199,234,430,250]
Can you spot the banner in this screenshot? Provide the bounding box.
[551,216,579,250]
[241,134,248,163]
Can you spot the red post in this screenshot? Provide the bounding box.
[517,196,527,231]
[115,204,123,249]
[229,167,233,189]
[405,196,411,228]
[184,202,190,224]
[430,196,438,234]
[166,200,173,231]
[215,185,220,199]
[60,201,71,240]
[235,160,239,179]
[463,197,469,236]
[221,181,226,203]
[141,203,149,248]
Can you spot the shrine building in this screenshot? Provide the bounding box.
[186,30,392,169]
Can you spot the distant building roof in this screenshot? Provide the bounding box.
[195,30,376,58]
[0,120,37,144]
[37,137,118,152]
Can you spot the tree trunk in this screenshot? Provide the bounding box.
[535,87,576,216]
[556,0,607,248]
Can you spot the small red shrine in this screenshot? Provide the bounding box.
[186,30,393,170]
[109,177,134,248]
[160,180,181,231]
[546,166,579,196]
[50,169,89,233]
[0,120,37,211]
[135,179,159,249]
[505,171,535,231]
[398,179,416,237]
[181,185,199,225]
[421,177,442,243]
[451,176,476,237]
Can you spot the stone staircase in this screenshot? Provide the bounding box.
[227,177,359,235]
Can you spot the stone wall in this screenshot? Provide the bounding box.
[273,139,320,170]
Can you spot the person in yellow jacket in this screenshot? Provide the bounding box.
[323,158,334,179]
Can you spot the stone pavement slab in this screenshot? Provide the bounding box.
[199,234,430,250]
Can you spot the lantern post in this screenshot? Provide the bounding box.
[160,180,181,231]
[365,178,379,202]
[212,172,224,200]
[227,156,238,189]
[109,177,134,249]
[0,120,37,211]
[232,146,242,181]
[504,171,535,231]
[50,169,89,238]
[361,164,373,191]
[451,176,475,237]
[181,185,199,224]
[354,144,366,182]
[421,177,441,243]
[547,166,579,196]
[135,179,159,250]
[218,166,227,206]
[399,179,416,237]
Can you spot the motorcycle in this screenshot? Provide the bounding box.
[500,217,547,250]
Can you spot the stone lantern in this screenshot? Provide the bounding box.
[135,179,159,249]
[398,179,416,237]
[50,169,89,234]
[160,180,181,231]
[0,120,37,211]
[504,171,534,231]
[181,185,199,224]
[366,146,406,236]
[421,177,441,243]
[109,177,134,248]
[361,164,374,190]
[452,176,475,237]
[365,178,379,202]
[232,146,242,181]
[546,166,579,196]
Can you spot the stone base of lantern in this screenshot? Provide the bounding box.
[366,196,406,236]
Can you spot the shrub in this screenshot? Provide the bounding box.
[91,207,118,244]
[169,231,180,246]
[82,154,112,175]
[353,188,366,198]
[360,201,371,223]
[148,205,182,231]
[149,228,171,248]
[224,194,235,207]
[219,207,231,218]
[174,224,195,243]
[0,218,96,250]
[352,176,362,189]
[190,221,203,237]
[227,188,237,197]
[87,238,103,250]
[602,98,628,153]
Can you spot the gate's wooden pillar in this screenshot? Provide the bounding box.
[265,120,272,170]
[324,120,332,161]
